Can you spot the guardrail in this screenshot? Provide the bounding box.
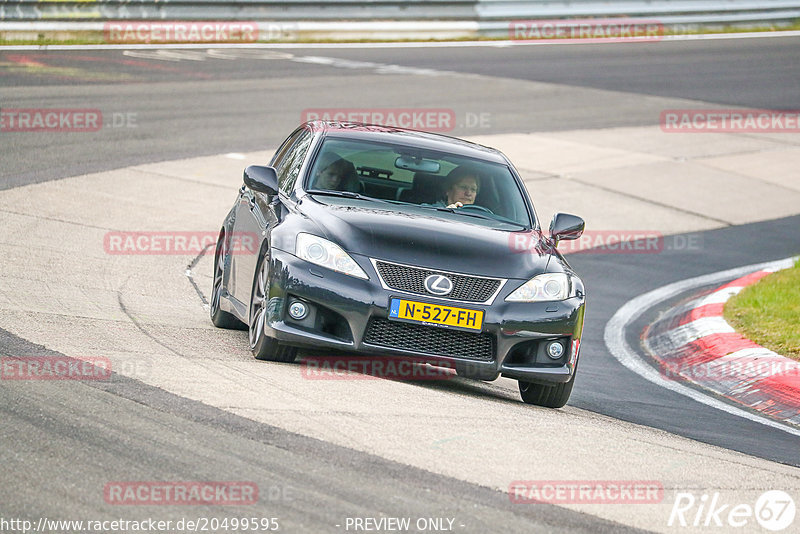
[2,0,800,22]
[1,0,798,41]
[0,0,478,21]
[477,0,800,19]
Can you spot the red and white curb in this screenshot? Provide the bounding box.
[605,257,800,437]
[644,265,800,426]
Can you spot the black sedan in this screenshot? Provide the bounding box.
[211,121,586,408]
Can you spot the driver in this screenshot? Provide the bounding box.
[312,153,356,190]
[442,165,481,208]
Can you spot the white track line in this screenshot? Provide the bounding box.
[655,286,744,322]
[2,30,800,51]
[604,256,800,437]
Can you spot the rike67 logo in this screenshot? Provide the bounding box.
[669,491,796,531]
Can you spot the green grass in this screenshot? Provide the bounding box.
[0,36,109,46]
[724,259,800,361]
[666,19,800,35]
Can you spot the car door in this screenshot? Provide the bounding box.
[227,136,290,304]
[230,128,314,310]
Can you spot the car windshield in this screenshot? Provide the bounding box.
[304,137,533,227]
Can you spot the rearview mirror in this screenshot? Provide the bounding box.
[550,213,585,244]
[243,165,279,195]
[395,156,440,174]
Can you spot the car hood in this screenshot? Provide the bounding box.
[299,197,554,279]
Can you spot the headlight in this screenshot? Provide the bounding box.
[505,273,578,302]
[296,233,368,280]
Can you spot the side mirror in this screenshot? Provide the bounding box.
[243,165,279,195]
[550,213,585,244]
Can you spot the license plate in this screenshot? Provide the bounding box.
[388,298,484,332]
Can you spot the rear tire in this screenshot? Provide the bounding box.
[210,232,246,330]
[249,252,297,363]
[518,369,576,408]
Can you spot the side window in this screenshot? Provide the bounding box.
[276,130,313,195]
[270,129,301,171]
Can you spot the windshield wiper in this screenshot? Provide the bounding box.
[421,205,527,228]
[307,190,396,204]
[422,205,493,221]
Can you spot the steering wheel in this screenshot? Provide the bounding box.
[459,204,494,214]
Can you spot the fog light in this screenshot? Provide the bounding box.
[546,341,564,360]
[288,300,308,320]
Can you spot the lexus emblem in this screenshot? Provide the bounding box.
[424,274,453,296]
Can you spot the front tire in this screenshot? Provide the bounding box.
[518,370,576,408]
[249,252,297,363]
[210,232,246,330]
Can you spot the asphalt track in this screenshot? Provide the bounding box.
[3,36,800,189]
[0,330,634,534]
[1,37,799,532]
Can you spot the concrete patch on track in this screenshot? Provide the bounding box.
[470,127,800,231]
[1,128,800,532]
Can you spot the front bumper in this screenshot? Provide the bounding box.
[261,248,585,384]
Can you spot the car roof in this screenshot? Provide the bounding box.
[304,121,509,165]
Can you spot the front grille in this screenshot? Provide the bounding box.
[374,261,502,303]
[364,318,494,361]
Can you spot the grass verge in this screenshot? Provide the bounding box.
[724,259,800,361]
